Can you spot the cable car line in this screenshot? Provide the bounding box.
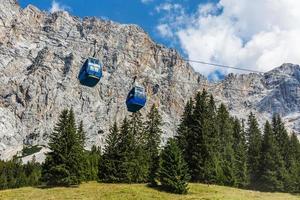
[0,50,261,93]
[0,22,265,113]
[0,51,259,95]
[0,23,265,74]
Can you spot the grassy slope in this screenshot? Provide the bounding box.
[0,182,299,200]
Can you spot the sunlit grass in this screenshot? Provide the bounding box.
[0,182,299,200]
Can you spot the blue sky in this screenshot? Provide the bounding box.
[19,0,215,57]
[18,1,300,78]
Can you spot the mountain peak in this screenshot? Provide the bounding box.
[267,63,300,75]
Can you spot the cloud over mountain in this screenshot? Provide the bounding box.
[157,0,300,76]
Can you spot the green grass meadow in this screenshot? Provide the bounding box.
[0,182,299,200]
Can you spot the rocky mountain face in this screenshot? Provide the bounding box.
[0,1,299,161]
[0,0,205,160]
[214,63,300,134]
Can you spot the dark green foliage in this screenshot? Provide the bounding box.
[77,121,86,147]
[272,115,289,159]
[100,113,150,184]
[78,121,100,182]
[176,98,194,159]
[0,92,298,195]
[285,132,300,193]
[187,91,207,182]
[179,90,212,183]
[159,139,190,194]
[20,145,42,157]
[144,104,163,186]
[120,112,149,183]
[99,122,122,182]
[117,117,134,182]
[176,91,237,186]
[42,108,85,186]
[232,118,249,187]
[216,104,236,186]
[202,95,222,184]
[0,156,41,190]
[84,146,101,181]
[258,121,286,192]
[246,112,262,187]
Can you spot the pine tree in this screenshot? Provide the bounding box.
[76,119,88,182]
[25,156,41,186]
[117,117,133,182]
[42,109,69,186]
[246,112,262,188]
[203,95,222,184]
[271,114,290,190]
[272,115,289,162]
[176,92,223,184]
[66,109,85,184]
[144,104,163,186]
[216,104,236,186]
[42,108,85,186]
[77,121,86,147]
[83,146,101,181]
[258,121,286,192]
[114,114,149,183]
[176,98,194,158]
[12,157,27,188]
[6,158,17,188]
[285,132,300,193]
[0,156,42,190]
[99,122,122,182]
[232,118,249,187]
[159,139,190,194]
[125,112,149,183]
[0,173,8,190]
[187,90,207,182]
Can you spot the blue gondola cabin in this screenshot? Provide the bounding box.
[126,86,147,112]
[78,58,102,87]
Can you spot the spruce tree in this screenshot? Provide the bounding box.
[126,112,149,183]
[246,112,262,188]
[42,109,69,186]
[144,104,163,186]
[271,114,290,190]
[176,98,194,158]
[25,156,41,186]
[272,115,290,163]
[66,109,85,184]
[176,92,223,184]
[77,121,86,147]
[216,104,236,186]
[203,95,222,184]
[258,121,286,192]
[285,132,300,192]
[99,122,122,182]
[159,139,190,194]
[42,108,85,186]
[117,117,133,182]
[232,118,249,187]
[85,146,101,181]
[0,173,8,190]
[116,114,149,183]
[188,90,207,182]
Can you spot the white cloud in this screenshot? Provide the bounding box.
[155,3,183,13]
[155,3,187,40]
[157,24,173,37]
[157,0,300,76]
[49,0,70,13]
